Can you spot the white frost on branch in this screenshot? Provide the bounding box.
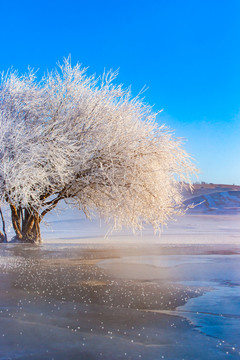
[0,59,196,233]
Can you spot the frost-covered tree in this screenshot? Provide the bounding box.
[0,59,195,244]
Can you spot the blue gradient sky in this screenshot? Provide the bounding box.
[0,0,239,184]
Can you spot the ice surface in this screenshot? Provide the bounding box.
[1,244,240,359]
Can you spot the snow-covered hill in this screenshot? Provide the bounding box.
[184,190,240,214]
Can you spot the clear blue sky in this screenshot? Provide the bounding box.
[1,0,239,184]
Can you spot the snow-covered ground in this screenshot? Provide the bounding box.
[39,211,240,245]
[1,183,239,245]
[2,205,240,245]
[37,196,240,245]
[40,184,240,244]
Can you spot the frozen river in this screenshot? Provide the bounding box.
[0,243,240,359]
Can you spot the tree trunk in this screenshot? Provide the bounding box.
[22,214,41,244]
[10,206,42,244]
[0,208,7,242]
[0,231,5,243]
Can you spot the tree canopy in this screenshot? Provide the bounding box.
[0,59,196,243]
